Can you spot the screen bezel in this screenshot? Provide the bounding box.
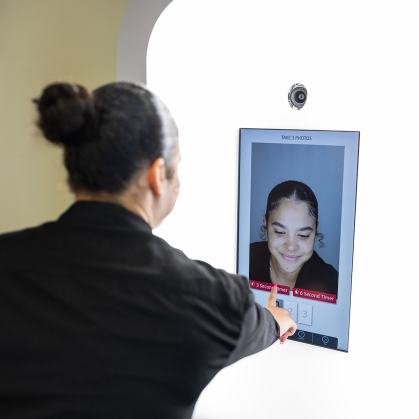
[236,128,360,352]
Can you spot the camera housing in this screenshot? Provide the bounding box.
[288,83,307,110]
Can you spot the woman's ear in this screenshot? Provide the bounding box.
[148,157,166,197]
[263,214,267,234]
[315,221,319,241]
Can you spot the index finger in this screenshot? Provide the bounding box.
[266,284,278,308]
[280,325,297,345]
[280,331,291,344]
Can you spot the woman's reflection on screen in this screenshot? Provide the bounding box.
[249,180,338,295]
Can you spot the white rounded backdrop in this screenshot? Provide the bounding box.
[118,1,418,418]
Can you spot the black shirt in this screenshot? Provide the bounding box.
[0,202,279,419]
[249,241,339,295]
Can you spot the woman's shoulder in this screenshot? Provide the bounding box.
[297,251,338,295]
[249,241,271,284]
[0,223,54,268]
[250,241,270,257]
[310,251,338,276]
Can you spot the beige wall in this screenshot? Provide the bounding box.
[0,0,131,233]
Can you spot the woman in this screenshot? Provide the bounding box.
[0,82,296,419]
[249,180,339,296]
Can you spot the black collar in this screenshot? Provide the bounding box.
[57,201,152,233]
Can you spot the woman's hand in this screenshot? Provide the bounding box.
[266,285,297,344]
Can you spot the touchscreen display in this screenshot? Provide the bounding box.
[237,129,359,352]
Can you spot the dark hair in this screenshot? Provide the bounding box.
[33,82,178,193]
[260,180,324,246]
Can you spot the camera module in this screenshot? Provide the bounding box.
[288,83,307,110]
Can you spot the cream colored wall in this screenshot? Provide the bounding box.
[0,0,131,233]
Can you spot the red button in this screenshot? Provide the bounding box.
[293,288,336,304]
[250,280,290,295]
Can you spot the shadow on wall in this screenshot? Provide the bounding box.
[117,0,173,84]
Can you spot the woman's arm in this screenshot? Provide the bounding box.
[223,285,296,367]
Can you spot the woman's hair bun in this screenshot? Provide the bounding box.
[33,83,98,147]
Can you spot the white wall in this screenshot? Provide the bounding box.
[119,0,418,417]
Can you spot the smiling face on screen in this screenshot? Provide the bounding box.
[264,199,318,277]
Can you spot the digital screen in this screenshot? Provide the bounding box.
[237,129,359,352]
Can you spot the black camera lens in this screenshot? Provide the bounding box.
[288,83,307,110]
[294,91,306,104]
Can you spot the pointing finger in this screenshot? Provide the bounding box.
[266,284,278,309]
[280,331,292,344]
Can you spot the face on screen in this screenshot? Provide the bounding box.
[264,200,318,275]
